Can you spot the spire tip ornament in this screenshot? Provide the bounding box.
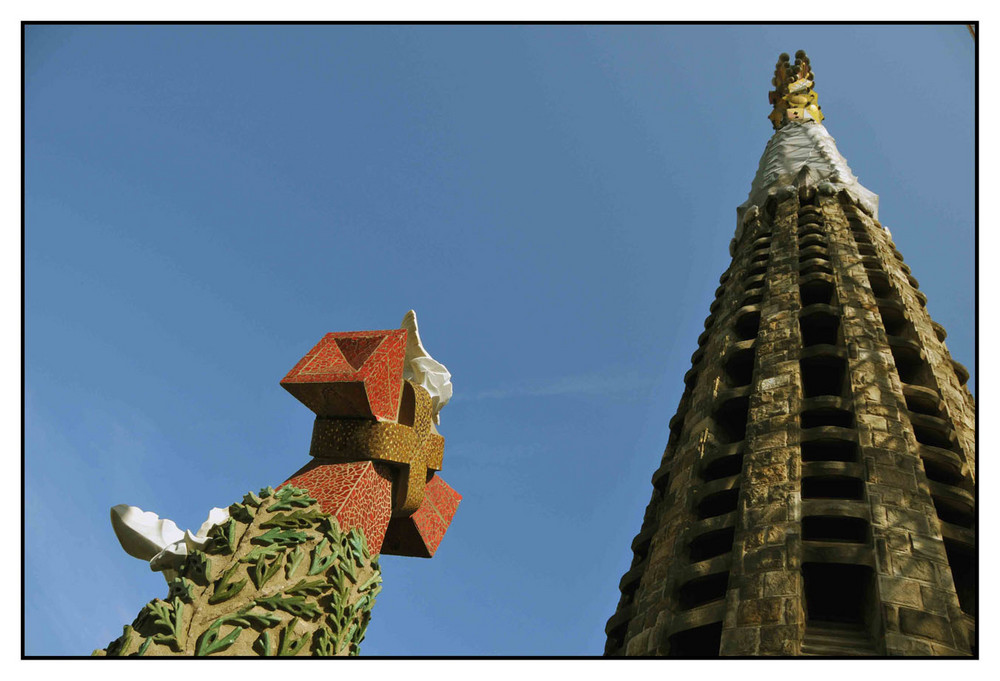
[768,49,824,130]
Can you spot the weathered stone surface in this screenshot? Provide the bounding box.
[899,608,954,645]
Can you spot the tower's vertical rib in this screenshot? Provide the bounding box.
[606,51,975,657]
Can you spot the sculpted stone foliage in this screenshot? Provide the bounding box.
[95,485,381,657]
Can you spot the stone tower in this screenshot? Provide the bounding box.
[604,51,975,657]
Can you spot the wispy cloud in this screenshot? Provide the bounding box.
[464,369,658,401]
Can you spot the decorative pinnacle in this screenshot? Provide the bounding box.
[768,50,824,130]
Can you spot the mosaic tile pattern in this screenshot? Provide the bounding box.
[281,329,407,422]
[279,460,394,555]
[307,381,442,515]
[381,474,462,558]
[280,329,462,560]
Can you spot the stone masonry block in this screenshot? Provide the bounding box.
[885,507,931,534]
[720,627,758,656]
[878,576,923,608]
[898,607,954,646]
[737,598,783,626]
[762,571,797,597]
[892,553,936,583]
[759,625,799,655]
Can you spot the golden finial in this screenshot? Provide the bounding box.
[768,50,824,130]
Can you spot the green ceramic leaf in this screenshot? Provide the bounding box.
[255,594,321,620]
[285,546,304,579]
[249,551,283,590]
[308,538,337,576]
[252,527,310,547]
[253,630,272,657]
[277,618,310,656]
[209,564,247,605]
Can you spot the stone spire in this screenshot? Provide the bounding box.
[605,51,975,658]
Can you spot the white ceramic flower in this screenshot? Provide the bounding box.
[401,310,453,425]
[110,504,230,582]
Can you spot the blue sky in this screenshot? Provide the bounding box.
[24,24,974,656]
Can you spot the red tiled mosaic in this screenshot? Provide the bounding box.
[381,474,462,558]
[279,460,394,555]
[281,329,407,422]
[279,328,461,559]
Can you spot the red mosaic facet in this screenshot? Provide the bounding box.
[279,460,394,555]
[381,474,462,558]
[281,329,407,422]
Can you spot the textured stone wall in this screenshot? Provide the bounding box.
[606,186,975,657]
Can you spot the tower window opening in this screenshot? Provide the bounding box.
[799,312,840,346]
[802,515,868,543]
[911,423,955,451]
[800,355,848,397]
[702,452,744,481]
[891,349,931,387]
[740,292,764,308]
[688,526,736,562]
[801,439,857,463]
[750,253,769,266]
[857,244,877,257]
[745,278,765,293]
[866,272,893,298]
[943,539,976,616]
[877,304,908,337]
[763,197,778,220]
[801,407,854,429]
[848,218,869,234]
[724,347,756,387]
[676,572,730,610]
[713,395,750,444]
[932,496,974,529]
[861,256,883,272]
[747,264,768,278]
[904,390,941,416]
[695,488,740,519]
[802,476,864,500]
[800,279,836,306]
[667,622,722,658]
[802,563,875,627]
[734,310,761,341]
[920,457,964,487]
[752,239,772,252]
